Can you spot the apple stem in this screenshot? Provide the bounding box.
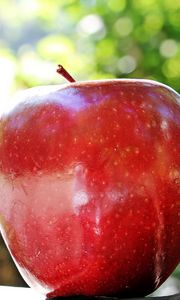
[56,65,76,83]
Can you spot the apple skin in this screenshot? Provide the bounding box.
[0,79,179,298]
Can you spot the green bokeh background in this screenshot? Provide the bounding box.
[0,0,179,291]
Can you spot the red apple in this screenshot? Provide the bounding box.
[0,66,179,298]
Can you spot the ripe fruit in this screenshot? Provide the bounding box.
[0,66,179,298]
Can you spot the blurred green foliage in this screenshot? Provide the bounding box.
[0,0,180,103]
[174,265,180,279]
[0,0,179,287]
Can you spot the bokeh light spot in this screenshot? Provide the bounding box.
[114,17,133,37]
[108,0,126,12]
[77,14,106,38]
[160,39,178,58]
[117,55,137,74]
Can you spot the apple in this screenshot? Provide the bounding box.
[0,65,179,298]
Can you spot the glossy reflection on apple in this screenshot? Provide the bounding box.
[0,66,179,298]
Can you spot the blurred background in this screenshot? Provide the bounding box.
[0,0,180,295]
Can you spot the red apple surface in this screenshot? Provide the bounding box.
[0,69,179,298]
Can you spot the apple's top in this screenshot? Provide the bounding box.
[55,65,179,97]
[1,78,179,116]
[61,78,179,95]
